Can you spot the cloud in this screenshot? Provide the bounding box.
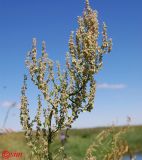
[97,83,126,89]
[0,101,18,108]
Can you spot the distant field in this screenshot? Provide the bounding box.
[0,125,142,159]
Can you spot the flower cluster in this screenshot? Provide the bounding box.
[20,0,112,159]
[85,126,128,160]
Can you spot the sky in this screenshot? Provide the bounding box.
[0,0,142,130]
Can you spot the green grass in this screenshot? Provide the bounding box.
[0,125,142,159]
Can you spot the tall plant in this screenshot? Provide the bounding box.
[20,0,112,159]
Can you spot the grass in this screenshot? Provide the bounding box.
[0,125,142,159]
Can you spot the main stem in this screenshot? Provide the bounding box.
[47,111,53,160]
[48,128,52,160]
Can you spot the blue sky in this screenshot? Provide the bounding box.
[0,0,142,130]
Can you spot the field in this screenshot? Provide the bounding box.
[0,125,142,159]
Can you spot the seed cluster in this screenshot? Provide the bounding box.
[86,127,129,160]
[20,0,112,159]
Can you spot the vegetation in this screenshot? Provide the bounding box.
[20,0,112,159]
[0,126,142,159]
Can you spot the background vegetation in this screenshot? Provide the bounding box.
[0,125,141,159]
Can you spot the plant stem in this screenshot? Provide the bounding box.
[48,128,52,160]
[47,111,53,160]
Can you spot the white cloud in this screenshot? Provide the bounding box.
[97,83,126,89]
[0,101,18,108]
